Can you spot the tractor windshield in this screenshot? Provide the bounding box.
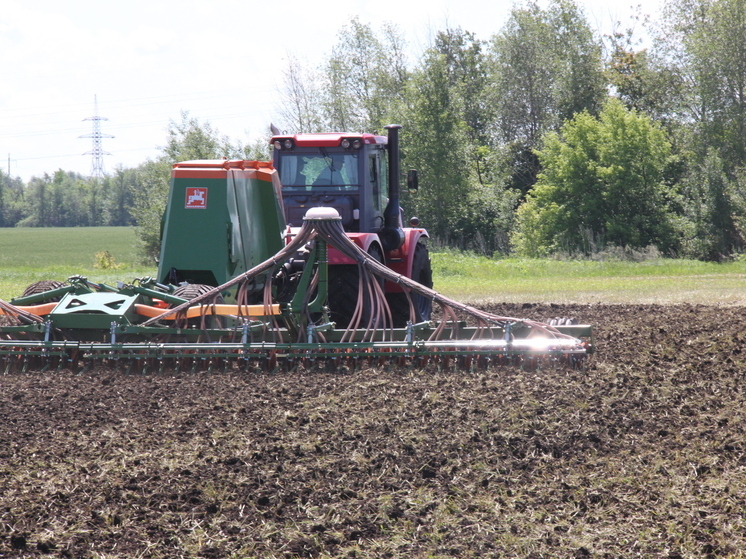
[278,151,359,191]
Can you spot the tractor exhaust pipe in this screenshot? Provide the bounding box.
[381,124,406,252]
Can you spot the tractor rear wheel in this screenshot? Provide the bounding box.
[327,245,384,329]
[388,242,433,327]
[327,266,359,329]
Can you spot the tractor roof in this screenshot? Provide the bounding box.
[270,132,387,147]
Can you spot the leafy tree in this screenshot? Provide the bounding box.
[0,170,26,227]
[10,169,137,228]
[490,3,557,148]
[512,100,675,256]
[164,111,244,162]
[604,10,684,122]
[701,0,746,168]
[606,46,687,126]
[490,0,604,141]
[634,0,746,260]
[0,171,5,227]
[678,149,744,259]
[728,166,746,243]
[87,178,107,226]
[433,28,491,142]
[489,0,606,194]
[0,170,9,227]
[18,175,51,227]
[241,136,271,161]
[403,35,518,253]
[549,0,606,121]
[276,54,325,133]
[654,0,746,171]
[130,158,172,261]
[2,174,26,226]
[276,18,408,134]
[323,18,408,131]
[107,167,137,227]
[455,178,521,254]
[654,0,711,126]
[403,51,471,241]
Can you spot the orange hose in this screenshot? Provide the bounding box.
[135,304,280,320]
[0,302,58,317]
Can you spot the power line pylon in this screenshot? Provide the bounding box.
[80,95,114,178]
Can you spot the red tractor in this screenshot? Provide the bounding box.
[270,124,432,327]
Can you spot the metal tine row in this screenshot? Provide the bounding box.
[1,344,585,375]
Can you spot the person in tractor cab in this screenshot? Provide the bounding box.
[281,153,359,190]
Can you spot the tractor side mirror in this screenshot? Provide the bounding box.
[407,169,419,190]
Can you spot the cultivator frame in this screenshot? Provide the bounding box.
[0,210,592,373]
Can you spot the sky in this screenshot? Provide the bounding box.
[1,0,663,182]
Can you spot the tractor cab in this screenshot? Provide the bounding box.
[271,131,391,236]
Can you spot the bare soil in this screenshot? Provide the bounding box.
[1,303,745,558]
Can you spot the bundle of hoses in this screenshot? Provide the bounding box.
[142,208,577,344]
[0,299,45,325]
[311,214,576,342]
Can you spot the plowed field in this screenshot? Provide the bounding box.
[1,303,745,558]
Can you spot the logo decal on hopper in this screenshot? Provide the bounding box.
[185,187,207,209]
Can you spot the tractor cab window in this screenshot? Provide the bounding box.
[369,151,389,213]
[278,151,359,191]
[379,152,389,202]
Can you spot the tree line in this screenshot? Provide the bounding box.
[3,0,746,261]
[0,169,134,228]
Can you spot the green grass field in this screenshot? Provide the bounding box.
[1,226,745,305]
[0,227,156,300]
[431,250,746,305]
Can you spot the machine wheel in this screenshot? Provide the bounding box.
[388,242,433,328]
[21,280,67,301]
[327,245,384,329]
[172,283,225,329]
[173,283,222,302]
